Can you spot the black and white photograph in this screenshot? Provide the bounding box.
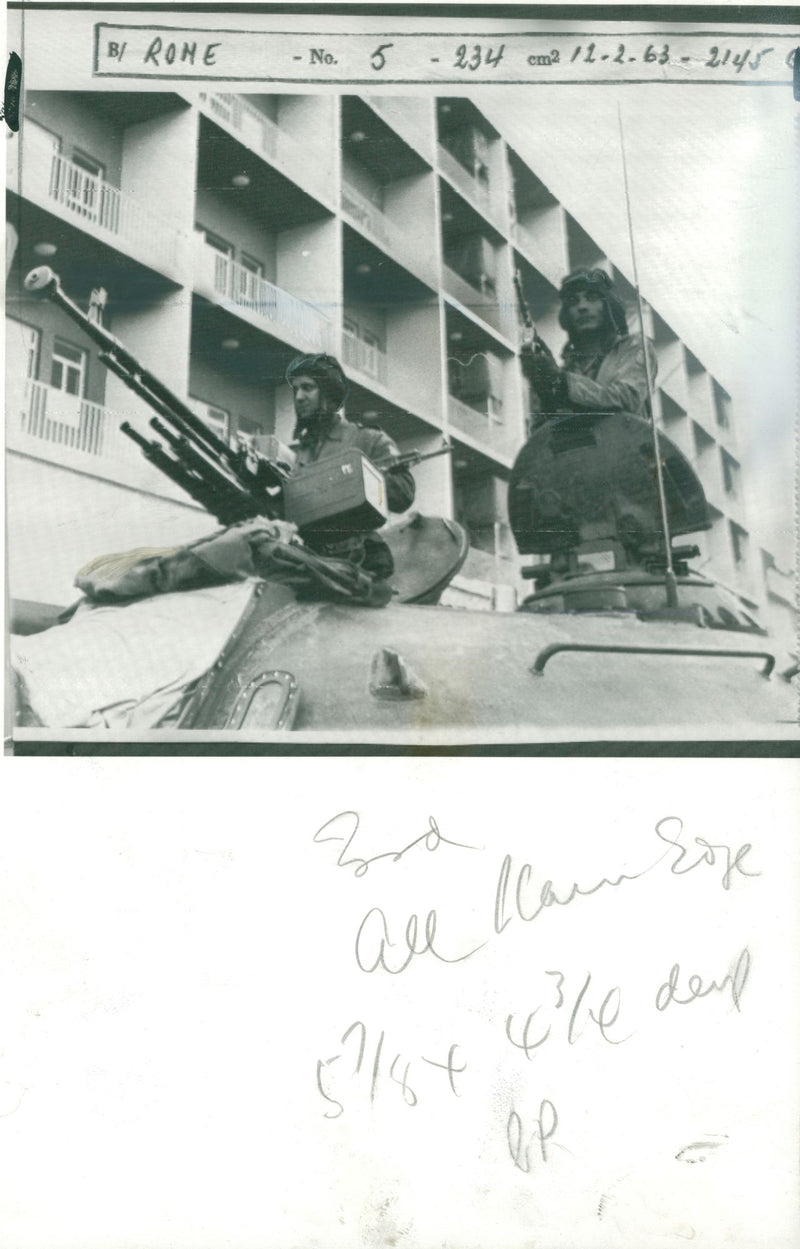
[2,9,800,1249]
[5,7,798,742]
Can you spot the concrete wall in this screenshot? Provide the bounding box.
[195,187,277,279]
[366,97,436,163]
[342,151,383,205]
[189,356,274,436]
[277,95,337,184]
[7,453,217,607]
[385,302,442,417]
[26,93,123,185]
[343,299,386,344]
[120,104,197,242]
[275,217,340,321]
[383,171,438,274]
[104,291,193,420]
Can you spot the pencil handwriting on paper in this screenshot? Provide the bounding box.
[507,1101,560,1170]
[495,816,759,936]
[655,947,751,1012]
[316,1020,466,1118]
[505,970,630,1058]
[312,809,761,1181]
[675,1136,728,1163]
[654,816,760,891]
[313,811,480,878]
[354,906,487,975]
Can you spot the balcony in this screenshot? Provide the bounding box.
[511,221,567,290]
[361,97,435,164]
[341,181,436,287]
[7,378,198,503]
[437,145,505,231]
[198,92,331,206]
[447,395,517,463]
[10,126,182,277]
[342,329,388,386]
[197,242,333,354]
[442,265,509,340]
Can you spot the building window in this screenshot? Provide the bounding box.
[191,397,230,440]
[200,227,234,257]
[9,320,42,379]
[240,252,264,277]
[361,328,382,374]
[71,148,104,179]
[730,523,748,566]
[712,380,731,429]
[721,450,740,497]
[50,339,86,396]
[237,252,265,302]
[63,149,105,220]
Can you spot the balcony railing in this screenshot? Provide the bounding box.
[442,265,509,339]
[8,378,211,503]
[341,180,436,286]
[437,144,506,230]
[200,92,279,158]
[448,394,517,461]
[204,247,332,353]
[342,329,388,385]
[198,92,330,203]
[438,143,490,205]
[15,126,181,275]
[12,379,142,464]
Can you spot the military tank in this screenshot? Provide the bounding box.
[10,269,797,739]
[11,408,796,739]
[168,412,796,737]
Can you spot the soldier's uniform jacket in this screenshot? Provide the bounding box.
[294,412,415,513]
[293,412,415,579]
[561,333,657,417]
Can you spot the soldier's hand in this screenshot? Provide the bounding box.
[268,519,301,546]
[522,341,559,391]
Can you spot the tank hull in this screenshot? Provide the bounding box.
[179,583,797,737]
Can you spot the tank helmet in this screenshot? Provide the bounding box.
[558,268,628,336]
[285,353,349,410]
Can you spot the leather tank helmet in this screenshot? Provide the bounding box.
[285,353,349,412]
[558,268,629,337]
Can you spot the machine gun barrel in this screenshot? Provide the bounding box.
[119,420,220,513]
[24,266,284,524]
[149,418,259,523]
[388,440,452,473]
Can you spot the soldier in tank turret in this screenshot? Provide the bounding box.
[521,268,657,424]
[285,352,415,582]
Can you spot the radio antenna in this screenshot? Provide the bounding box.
[617,104,678,609]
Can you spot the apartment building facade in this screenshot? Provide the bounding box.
[6,88,787,631]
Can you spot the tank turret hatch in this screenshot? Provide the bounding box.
[507,412,759,628]
[508,411,709,561]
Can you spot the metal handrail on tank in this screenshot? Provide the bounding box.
[530,642,776,678]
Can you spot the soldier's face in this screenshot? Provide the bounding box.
[291,375,322,421]
[564,288,606,335]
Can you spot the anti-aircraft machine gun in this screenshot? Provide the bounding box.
[22,266,453,542]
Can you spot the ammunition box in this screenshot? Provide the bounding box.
[283,448,389,536]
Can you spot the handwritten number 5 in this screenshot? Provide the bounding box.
[316,1060,343,1119]
[370,42,393,71]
